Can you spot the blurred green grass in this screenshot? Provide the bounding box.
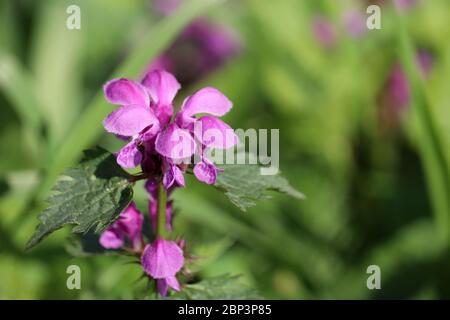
[1,0,450,299]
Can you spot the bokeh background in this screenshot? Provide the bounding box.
[1,0,450,299]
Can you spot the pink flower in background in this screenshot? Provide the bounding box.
[343,10,367,38]
[149,0,240,84]
[386,64,411,109]
[312,16,337,49]
[153,0,181,15]
[385,50,434,110]
[416,50,433,78]
[379,50,434,130]
[99,202,144,250]
[141,238,184,296]
[393,0,418,11]
[147,18,241,85]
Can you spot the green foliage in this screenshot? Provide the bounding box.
[215,164,304,211]
[1,0,450,299]
[26,148,133,249]
[171,275,261,299]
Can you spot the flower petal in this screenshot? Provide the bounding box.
[117,202,143,245]
[104,78,149,106]
[155,124,196,160]
[103,105,158,136]
[193,159,218,185]
[141,70,180,106]
[99,229,124,249]
[177,87,232,126]
[157,279,169,297]
[141,238,184,279]
[163,164,185,189]
[116,140,142,168]
[166,276,181,291]
[156,276,180,296]
[194,116,238,149]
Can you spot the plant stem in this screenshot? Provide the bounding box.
[156,182,168,239]
[396,14,450,244]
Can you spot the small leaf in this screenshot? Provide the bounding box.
[171,274,261,300]
[215,164,304,211]
[26,147,133,249]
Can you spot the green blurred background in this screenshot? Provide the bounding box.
[1,0,450,299]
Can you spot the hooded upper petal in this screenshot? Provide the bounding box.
[142,70,181,106]
[99,229,124,249]
[163,164,185,189]
[116,140,142,168]
[176,87,232,127]
[141,238,184,279]
[157,278,169,297]
[155,124,197,160]
[193,116,238,149]
[157,276,180,297]
[104,78,149,107]
[117,202,143,240]
[99,202,143,250]
[193,159,218,185]
[103,105,159,136]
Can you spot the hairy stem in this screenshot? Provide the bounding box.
[156,182,168,238]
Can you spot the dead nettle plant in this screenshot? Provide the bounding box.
[26,69,303,298]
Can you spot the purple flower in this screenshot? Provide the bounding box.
[417,50,433,78]
[343,10,367,38]
[102,68,238,297]
[103,70,237,186]
[312,16,336,49]
[394,0,418,11]
[103,70,180,169]
[379,50,434,129]
[157,276,181,296]
[103,79,163,167]
[386,64,411,109]
[146,18,241,84]
[385,50,434,109]
[141,238,184,296]
[99,202,144,250]
[157,86,238,184]
[153,0,181,16]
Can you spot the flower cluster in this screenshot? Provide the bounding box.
[99,69,238,296]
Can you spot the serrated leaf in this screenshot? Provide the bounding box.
[215,164,304,211]
[171,274,261,300]
[26,147,133,249]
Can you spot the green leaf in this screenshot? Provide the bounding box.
[171,274,261,299]
[26,147,133,249]
[0,53,44,135]
[215,164,304,211]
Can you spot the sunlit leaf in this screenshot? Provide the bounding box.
[26,148,133,249]
[215,164,304,211]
